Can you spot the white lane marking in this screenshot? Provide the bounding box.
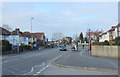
[80,52,84,56]
[49,52,68,64]
[3,61,8,63]
[34,65,50,75]
[3,59,18,64]
[23,62,45,75]
[89,68,96,69]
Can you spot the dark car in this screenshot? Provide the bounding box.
[60,45,67,51]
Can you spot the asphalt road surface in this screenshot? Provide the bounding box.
[52,46,118,75]
[2,46,118,75]
[53,46,118,70]
[2,47,65,75]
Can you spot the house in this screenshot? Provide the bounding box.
[23,32,37,47]
[108,26,117,41]
[99,23,120,42]
[99,31,109,42]
[9,28,28,46]
[56,40,62,43]
[62,37,72,44]
[31,33,46,46]
[0,27,11,41]
[116,23,120,37]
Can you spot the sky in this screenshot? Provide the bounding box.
[2,2,118,40]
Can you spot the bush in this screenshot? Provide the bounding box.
[1,40,12,51]
[92,41,109,45]
[114,37,120,45]
[103,40,109,45]
[20,44,31,50]
[92,42,100,45]
[109,41,116,45]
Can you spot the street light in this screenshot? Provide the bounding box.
[31,18,34,34]
[31,18,34,50]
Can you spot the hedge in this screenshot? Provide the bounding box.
[0,40,12,51]
[92,37,120,46]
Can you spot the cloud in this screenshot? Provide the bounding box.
[2,2,118,39]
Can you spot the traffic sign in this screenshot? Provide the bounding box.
[31,40,34,43]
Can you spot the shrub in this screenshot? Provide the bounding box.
[114,37,120,45]
[20,44,31,50]
[103,40,109,45]
[109,41,116,45]
[93,41,109,45]
[92,42,100,45]
[1,40,12,51]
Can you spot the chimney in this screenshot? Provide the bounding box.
[15,28,20,32]
[111,26,116,29]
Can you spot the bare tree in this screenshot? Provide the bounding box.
[73,33,79,42]
[52,32,63,41]
[2,24,13,31]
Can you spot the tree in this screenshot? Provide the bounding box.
[73,33,79,42]
[2,24,13,31]
[84,37,89,43]
[79,32,84,43]
[86,29,103,41]
[52,32,63,41]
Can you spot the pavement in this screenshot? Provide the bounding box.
[2,46,119,76]
[51,46,118,75]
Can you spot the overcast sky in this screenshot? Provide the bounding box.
[2,2,118,40]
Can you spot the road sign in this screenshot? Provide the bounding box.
[31,40,34,43]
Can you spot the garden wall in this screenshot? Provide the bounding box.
[91,46,119,58]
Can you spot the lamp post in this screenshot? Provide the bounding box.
[31,18,34,50]
[31,18,34,34]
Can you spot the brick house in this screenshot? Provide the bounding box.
[0,27,11,41]
[62,37,72,44]
[32,33,46,46]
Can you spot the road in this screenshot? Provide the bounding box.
[2,47,65,75]
[53,46,118,70]
[2,46,118,76]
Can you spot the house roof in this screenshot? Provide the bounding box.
[116,23,120,27]
[24,32,36,38]
[0,27,11,35]
[23,32,31,37]
[12,28,27,37]
[108,26,116,32]
[99,31,107,37]
[32,33,45,40]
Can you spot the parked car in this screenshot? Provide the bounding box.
[60,45,67,51]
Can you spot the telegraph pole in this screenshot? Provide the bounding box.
[89,29,91,51]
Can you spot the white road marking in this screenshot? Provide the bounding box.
[3,59,18,64]
[80,52,84,56]
[23,62,45,75]
[3,61,8,63]
[34,65,50,75]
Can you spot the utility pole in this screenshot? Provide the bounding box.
[52,26,53,42]
[89,29,91,51]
